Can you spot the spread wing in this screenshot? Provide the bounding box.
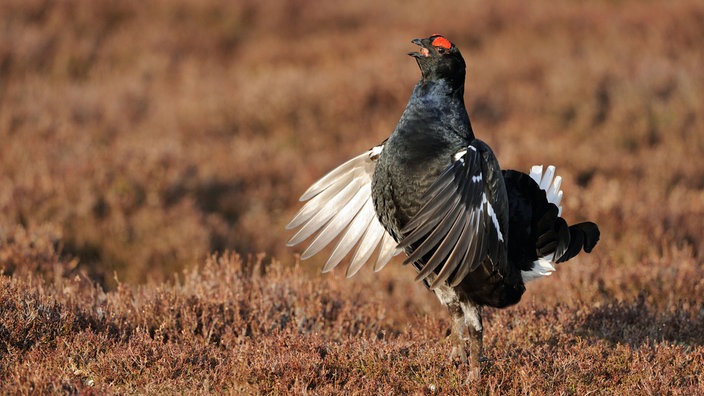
[397,140,508,288]
[286,144,401,277]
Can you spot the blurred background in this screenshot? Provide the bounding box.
[0,0,702,292]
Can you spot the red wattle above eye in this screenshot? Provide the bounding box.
[431,36,451,49]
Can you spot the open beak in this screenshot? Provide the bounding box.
[408,38,430,58]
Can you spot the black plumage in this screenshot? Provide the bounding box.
[287,34,600,381]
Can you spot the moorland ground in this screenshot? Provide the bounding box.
[1,0,703,393]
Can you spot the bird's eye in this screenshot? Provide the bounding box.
[436,47,447,54]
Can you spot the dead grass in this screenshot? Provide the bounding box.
[1,233,702,394]
[1,0,703,393]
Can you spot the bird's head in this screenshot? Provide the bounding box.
[408,34,466,85]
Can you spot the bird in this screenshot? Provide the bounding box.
[286,34,600,381]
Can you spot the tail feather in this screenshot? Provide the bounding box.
[533,203,571,261]
[556,221,600,263]
[505,165,600,283]
[536,216,570,260]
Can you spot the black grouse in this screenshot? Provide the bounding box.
[287,34,600,380]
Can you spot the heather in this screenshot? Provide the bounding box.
[1,0,703,393]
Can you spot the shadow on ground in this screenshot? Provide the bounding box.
[571,294,704,347]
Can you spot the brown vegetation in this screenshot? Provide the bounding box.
[1,0,703,393]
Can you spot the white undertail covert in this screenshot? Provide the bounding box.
[520,165,564,283]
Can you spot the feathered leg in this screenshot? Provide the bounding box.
[433,283,483,380]
[447,301,468,363]
[461,301,483,381]
[432,284,468,363]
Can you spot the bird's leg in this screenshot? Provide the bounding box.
[461,301,483,381]
[432,284,467,363]
[447,302,467,363]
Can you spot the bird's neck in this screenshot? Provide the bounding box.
[411,79,474,141]
[416,78,465,99]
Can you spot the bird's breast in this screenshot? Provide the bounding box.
[372,127,464,239]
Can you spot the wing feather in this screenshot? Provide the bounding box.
[399,175,457,235]
[287,144,400,276]
[414,206,465,282]
[286,175,352,230]
[322,197,376,272]
[299,151,372,201]
[403,200,462,279]
[375,231,400,272]
[347,213,386,277]
[300,182,368,259]
[399,191,460,250]
[286,180,358,246]
[398,140,508,287]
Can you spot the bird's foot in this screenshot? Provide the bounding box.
[464,364,481,383]
[450,345,468,364]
